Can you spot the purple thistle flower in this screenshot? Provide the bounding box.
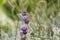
[20,25,27,31]
[21,16,28,22]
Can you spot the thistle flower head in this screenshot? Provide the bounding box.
[21,16,28,22]
[20,25,27,31]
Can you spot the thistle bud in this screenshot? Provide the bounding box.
[22,10,26,16]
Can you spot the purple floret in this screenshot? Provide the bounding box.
[21,16,28,22]
[21,25,27,31]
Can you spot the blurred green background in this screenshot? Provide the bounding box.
[0,0,60,40]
